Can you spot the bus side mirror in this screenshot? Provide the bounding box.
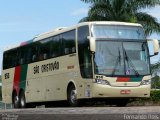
[148,39,159,57]
[153,39,159,55]
[88,37,96,53]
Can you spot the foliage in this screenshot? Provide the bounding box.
[150,90,160,101]
[151,76,160,89]
[131,90,160,105]
[151,62,160,89]
[151,62,160,73]
[80,0,160,36]
[141,90,160,102]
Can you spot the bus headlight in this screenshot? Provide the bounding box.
[95,79,110,85]
[140,80,151,85]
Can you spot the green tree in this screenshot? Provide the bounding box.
[80,0,160,36]
[151,62,160,73]
[152,76,160,89]
[151,63,160,89]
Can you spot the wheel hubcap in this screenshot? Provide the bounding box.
[14,96,19,106]
[20,97,25,107]
[70,90,77,104]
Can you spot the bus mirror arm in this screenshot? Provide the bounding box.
[88,36,96,53]
[149,52,158,57]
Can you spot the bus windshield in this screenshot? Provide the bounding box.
[92,25,145,40]
[94,41,150,76]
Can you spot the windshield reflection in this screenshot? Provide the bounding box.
[94,41,150,76]
[92,25,145,40]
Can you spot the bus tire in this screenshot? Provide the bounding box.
[67,85,79,107]
[19,91,26,108]
[12,91,20,108]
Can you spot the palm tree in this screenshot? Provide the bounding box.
[80,0,160,36]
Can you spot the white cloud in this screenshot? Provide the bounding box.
[71,8,88,16]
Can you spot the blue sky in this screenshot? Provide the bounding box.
[0,0,160,73]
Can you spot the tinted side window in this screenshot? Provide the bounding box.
[62,30,76,55]
[3,52,8,69]
[3,30,76,69]
[3,49,17,69]
[25,45,32,64]
[39,38,52,60]
[78,26,93,78]
[3,52,10,69]
[50,35,61,57]
[30,43,40,62]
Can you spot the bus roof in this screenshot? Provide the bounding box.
[4,21,142,51]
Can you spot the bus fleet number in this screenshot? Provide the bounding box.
[5,73,10,79]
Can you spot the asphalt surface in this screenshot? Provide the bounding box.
[0,106,160,120]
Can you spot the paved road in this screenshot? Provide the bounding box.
[0,106,160,120]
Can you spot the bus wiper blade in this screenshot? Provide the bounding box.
[123,47,140,77]
[111,48,121,76]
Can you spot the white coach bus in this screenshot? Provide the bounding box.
[2,21,159,108]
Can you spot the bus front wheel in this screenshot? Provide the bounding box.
[67,85,79,107]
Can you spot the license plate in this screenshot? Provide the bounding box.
[120,90,131,94]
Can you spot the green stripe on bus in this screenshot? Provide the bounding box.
[20,64,28,90]
[130,76,143,82]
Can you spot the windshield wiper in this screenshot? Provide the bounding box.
[112,48,121,76]
[123,45,140,77]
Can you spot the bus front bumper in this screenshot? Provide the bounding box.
[92,83,150,98]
